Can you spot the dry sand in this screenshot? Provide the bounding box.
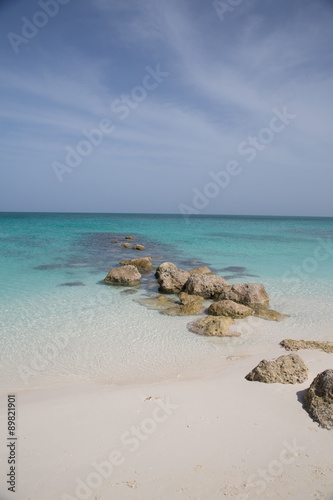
[0,346,333,500]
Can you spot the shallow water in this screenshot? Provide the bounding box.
[0,213,332,392]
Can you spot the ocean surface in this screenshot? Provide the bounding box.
[0,213,332,392]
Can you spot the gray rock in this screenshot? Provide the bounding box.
[104,265,141,286]
[219,283,269,308]
[183,274,229,299]
[155,262,177,279]
[245,354,308,384]
[158,267,190,294]
[304,369,333,429]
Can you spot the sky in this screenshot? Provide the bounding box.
[0,0,332,216]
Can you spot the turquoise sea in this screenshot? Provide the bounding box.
[0,213,332,392]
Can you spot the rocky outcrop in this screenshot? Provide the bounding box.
[104,265,141,286]
[155,262,177,279]
[119,257,153,271]
[208,300,253,319]
[245,354,308,384]
[187,316,239,337]
[281,339,333,354]
[132,244,146,251]
[253,309,288,321]
[188,266,212,275]
[121,242,132,248]
[157,267,190,294]
[125,236,134,240]
[304,370,333,430]
[219,283,269,308]
[183,274,229,299]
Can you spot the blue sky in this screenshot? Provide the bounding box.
[0,0,332,215]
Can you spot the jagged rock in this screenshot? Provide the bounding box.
[155,262,177,279]
[132,244,146,251]
[304,370,333,430]
[219,283,269,308]
[187,316,239,337]
[245,354,308,384]
[135,295,178,310]
[208,300,253,318]
[183,274,229,299]
[253,309,288,321]
[104,265,141,286]
[281,339,333,354]
[188,266,212,275]
[121,242,132,248]
[125,236,134,240]
[119,257,153,271]
[158,267,190,294]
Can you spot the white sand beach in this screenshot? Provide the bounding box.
[1,345,332,500]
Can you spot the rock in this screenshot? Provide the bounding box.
[111,240,120,243]
[158,267,190,294]
[163,293,204,316]
[280,339,333,354]
[121,242,132,248]
[121,289,138,295]
[135,295,178,310]
[208,300,253,318]
[304,370,333,430]
[221,266,246,273]
[188,266,212,275]
[103,265,141,286]
[119,257,153,271]
[245,354,308,384]
[155,262,177,279]
[219,283,269,308]
[183,274,229,299]
[253,309,288,321]
[132,244,146,251]
[187,316,239,337]
[58,281,85,287]
[125,236,134,240]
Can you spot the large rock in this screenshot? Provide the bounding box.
[155,262,177,279]
[208,300,253,319]
[187,316,239,337]
[183,274,229,299]
[188,266,212,275]
[132,244,146,251]
[245,354,308,384]
[219,283,269,308]
[304,370,333,430]
[158,267,190,294]
[104,265,141,286]
[119,257,153,271]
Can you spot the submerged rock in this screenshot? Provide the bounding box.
[245,354,308,384]
[253,308,288,321]
[208,300,253,319]
[163,293,204,316]
[304,370,333,430]
[281,339,333,353]
[158,267,190,294]
[104,265,141,286]
[58,281,85,287]
[187,316,239,337]
[183,274,229,299]
[188,266,212,275]
[219,283,269,308]
[135,294,178,310]
[221,266,246,273]
[132,244,146,251]
[121,242,132,248]
[119,257,153,271]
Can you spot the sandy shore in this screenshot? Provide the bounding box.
[0,346,333,500]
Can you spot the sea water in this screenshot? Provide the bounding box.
[0,213,332,392]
